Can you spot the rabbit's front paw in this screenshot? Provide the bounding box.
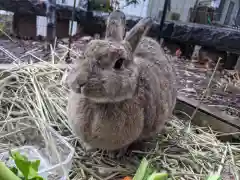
[106,146,129,159]
[78,138,95,152]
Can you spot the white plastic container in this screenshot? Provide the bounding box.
[0,121,74,180]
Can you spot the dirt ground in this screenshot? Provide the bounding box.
[0,38,53,63]
[174,55,240,118]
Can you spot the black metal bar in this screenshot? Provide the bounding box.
[46,0,56,47]
[87,0,92,11]
[158,0,170,41]
[66,0,77,64]
[191,0,200,22]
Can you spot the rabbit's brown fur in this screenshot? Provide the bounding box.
[67,10,177,151]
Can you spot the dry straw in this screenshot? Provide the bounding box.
[0,43,239,180]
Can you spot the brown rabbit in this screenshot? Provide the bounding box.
[67,10,177,154]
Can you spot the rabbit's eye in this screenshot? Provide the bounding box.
[113,58,124,70]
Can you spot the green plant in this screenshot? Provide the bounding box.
[0,22,6,36]
[124,158,222,180]
[170,12,180,21]
[126,158,168,180]
[81,0,145,12]
[0,161,21,180]
[0,151,45,180]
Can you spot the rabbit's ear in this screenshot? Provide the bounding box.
[124,17,153,52]
[105,10,126,41]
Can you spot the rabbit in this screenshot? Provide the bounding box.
[66,10,177,155]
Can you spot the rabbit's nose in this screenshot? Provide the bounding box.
[79,83,86,92]
[79,82,86,88]
[78,83,86,93]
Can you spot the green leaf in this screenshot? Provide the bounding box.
[0,161,22,180]
[11,151,28,162]
[28,166,41,179]
[9,151,45,180]
[206,175,221,180]
[143,167,155,180]
[14,157,31,179]
[30,175,45,180]
[147,172,168,180]
[9,166,19,176]
[133,158,149,180]
[31,160,40,172]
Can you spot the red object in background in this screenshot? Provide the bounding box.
[176,48,182,57]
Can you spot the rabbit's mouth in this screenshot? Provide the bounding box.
[80,81,109,102]
[81,85,121,103]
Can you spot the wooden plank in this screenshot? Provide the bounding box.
[175,94,240,140]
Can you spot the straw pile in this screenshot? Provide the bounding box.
[0,45,239,180]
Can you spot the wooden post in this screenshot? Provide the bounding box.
[234,56,240,72]
[66,0,77,64]
[46,0,56,48]
[12,12,20,38]
[224,52,239,70]
[191,0,200,22]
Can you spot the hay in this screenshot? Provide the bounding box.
[0,47,239,180]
